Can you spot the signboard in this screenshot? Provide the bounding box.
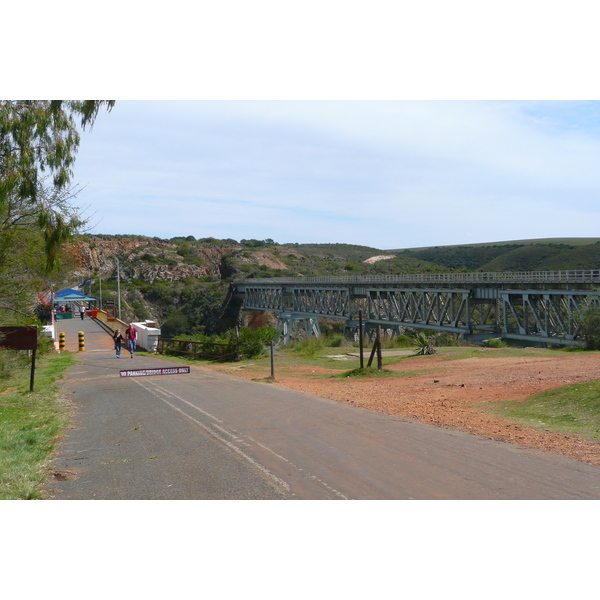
[120,366,191,378]
[106,299,116,322]
[0,326,38,350]
[0,326,38,391]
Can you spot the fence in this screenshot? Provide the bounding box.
[156,338,238,360]
[235,269,600,286]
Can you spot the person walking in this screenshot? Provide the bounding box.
[113,329,124,358]
[79,304,85,320]
[125,323,137,358]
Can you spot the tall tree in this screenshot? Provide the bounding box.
[0,100,114,321]
[0,101,114,203]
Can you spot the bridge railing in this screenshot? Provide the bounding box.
[234,270,600,286]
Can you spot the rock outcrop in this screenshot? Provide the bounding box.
[65,236,291,284]
[66,237,233,283]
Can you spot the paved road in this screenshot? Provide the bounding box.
[47,315,600,499]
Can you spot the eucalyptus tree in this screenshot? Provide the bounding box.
[0,100,114,321]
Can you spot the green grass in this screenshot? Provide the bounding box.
[436,346,561,361]
[340,367,400,378]
[482,379,600,442]
[0,352,77,500]
[156,342,438,381]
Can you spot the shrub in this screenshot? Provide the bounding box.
[389,334,413,348]
[484,338,507,348]
[233,326,279,359]
[341,367,395,378]
[414,331,437,355]
[326,333,346,347]
[435,333,462,347]
[36,332,55,356]
[578,305,600,350]
[0,348,17,379]
[289,337,328,357]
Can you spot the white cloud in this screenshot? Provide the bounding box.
[75,100,600,248]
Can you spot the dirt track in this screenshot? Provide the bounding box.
[206,349,600,467]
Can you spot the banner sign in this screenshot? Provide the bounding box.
[120,366,191,378]
[0,326,38,350]
[106,299,116,322]
[0,326,38,391]
[38,289,53,309]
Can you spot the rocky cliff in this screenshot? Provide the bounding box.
[67,237,224,283]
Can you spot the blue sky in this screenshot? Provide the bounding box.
[10,3,600,251]
[72,100,600,250]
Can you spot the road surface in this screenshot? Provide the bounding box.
[46,315,600,499]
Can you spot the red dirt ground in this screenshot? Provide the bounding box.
[205,349,600,467]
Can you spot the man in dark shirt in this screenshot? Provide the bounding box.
[125,323,138,358]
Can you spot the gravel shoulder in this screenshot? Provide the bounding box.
[204,349,600,467]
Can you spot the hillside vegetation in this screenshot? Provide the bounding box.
[59,234,600,338]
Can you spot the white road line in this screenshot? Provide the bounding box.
[142,380,225,424]
[132,379,290,493]
[235,436,349,500]
[134,378,349,499]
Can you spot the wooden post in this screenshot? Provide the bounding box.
[367,342,377,368]
[29,346,36,392]
[376,326,383,370]
[270,342,275,378]
[358,310,364,369]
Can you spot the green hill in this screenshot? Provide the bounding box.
[396,240,600,272]
[393,237,600,251]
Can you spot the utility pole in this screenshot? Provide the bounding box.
[117,257,122,320]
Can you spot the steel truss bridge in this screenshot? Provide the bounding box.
[232,271,600,346]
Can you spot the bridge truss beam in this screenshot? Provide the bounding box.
[363,288,471,333]
[500,290,600,343]
[236,276,600,346]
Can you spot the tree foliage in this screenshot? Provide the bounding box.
[578,304,600,350]
[0,101,114,202]
[0,100,114,322]
[230,326,279,359]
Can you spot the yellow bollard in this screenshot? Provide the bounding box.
[78,331,85,352]
[59,332,65,352]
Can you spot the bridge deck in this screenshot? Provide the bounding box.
[232,270,600,346]
[235,269,600,287]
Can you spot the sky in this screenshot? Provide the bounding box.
[72,99,600,250]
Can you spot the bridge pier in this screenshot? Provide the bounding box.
[276,313,321,345]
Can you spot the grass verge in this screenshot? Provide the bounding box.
[0,352,77,500]
[155,343,440,380]
[340,367,397,378]
[483,379,600,442]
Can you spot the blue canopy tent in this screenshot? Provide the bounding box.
[55,293,96,302]
[54,288,95,301]
[53,288,97,319]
